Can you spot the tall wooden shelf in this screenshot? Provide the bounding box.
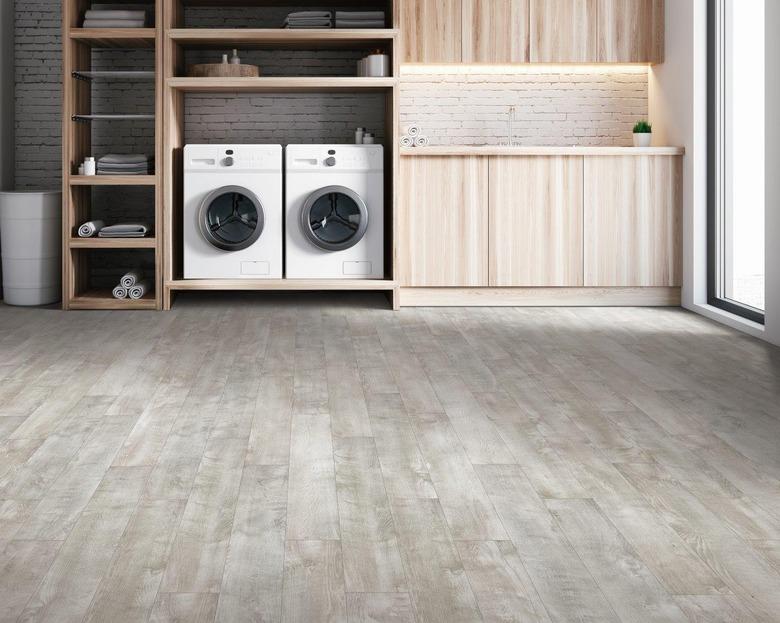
[161,0,400,309]
[62,0,163,310]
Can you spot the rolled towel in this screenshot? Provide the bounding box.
[399,135,414,148]
[98,223,150,238]
[112,284,128,300]
[120,270,143,289]
[402,124,421,138]
[128,281,150,300]
[78,220,105,238]
[414,135,430,147]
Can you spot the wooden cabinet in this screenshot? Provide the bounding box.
[598,0,665,63]
[530,0,598,63]
[462,0,530,63]
[400,156,489,286]
[584,156,681,287]
[401,0,462,63]
[489,156,583,286]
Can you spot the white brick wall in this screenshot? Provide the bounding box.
[400,69,649,146]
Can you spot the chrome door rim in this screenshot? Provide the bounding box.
[300,185,369,252]
[198,185,265,252]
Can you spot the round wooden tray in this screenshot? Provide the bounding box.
[187,63,260,78]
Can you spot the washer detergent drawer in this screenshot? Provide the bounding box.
[343,261,372,276]
[241,261,270,276]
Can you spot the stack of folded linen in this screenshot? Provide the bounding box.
[99,223,151,238]
[283,11,332,29]
[97,154,154,176]
[335,11,385,28]
[82,9,147,28]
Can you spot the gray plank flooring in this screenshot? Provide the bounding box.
[1,294,779,623]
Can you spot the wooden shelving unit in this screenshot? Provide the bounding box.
[62,0,163,310]
[162,0,400,309]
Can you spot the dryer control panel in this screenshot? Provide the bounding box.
[286,145,384,172]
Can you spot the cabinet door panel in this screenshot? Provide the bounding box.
[584,156,682,287]
[598,0,664,63]
[530,0,598,62]
[462,0,530,63]
[401,0,462,63]
[400,157,489,287]
[489,156,584,287]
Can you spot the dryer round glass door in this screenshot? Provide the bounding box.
[199,185,265,252]
[301,185,369,252]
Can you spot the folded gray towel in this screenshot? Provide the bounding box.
[84,10,146,20]
[78,220,105,238]
[98,154,153,165]
[335,21,385,28]
[287,11,332,18]
[335,11,385,19]
[112,284,128,300]
[83,19,146,28]
[98,223,150,238]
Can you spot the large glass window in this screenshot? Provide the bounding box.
[709,0,766,323]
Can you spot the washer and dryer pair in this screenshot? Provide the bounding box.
[183,144,384,280]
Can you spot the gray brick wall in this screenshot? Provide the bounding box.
[400,68,649,147]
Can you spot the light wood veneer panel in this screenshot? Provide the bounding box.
[462,0,530,63]
[598,0,665,63]
[584,156,682,287]
[489,156,584,287]
[400,156,489,287]
[530,0,598,63]
[401,0,462,63]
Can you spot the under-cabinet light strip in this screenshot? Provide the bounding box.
[401,64,651,75]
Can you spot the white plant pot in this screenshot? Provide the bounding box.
[633,133,652,147]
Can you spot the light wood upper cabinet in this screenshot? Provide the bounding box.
[598,0,665,63]
[401,0,462,63]
[530,0,598,63]
[400,156,489,286]
[584,156,681,287]
[489,156,584,286]
[462,0,530,63]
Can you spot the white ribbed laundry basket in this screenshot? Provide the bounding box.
[0,191,62,306]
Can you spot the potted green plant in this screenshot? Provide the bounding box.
[633,120,652,147]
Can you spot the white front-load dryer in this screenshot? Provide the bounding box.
[285,144,384,279]
[184,144,282,279]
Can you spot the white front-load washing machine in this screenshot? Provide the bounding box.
[184,144,282,279]
[285,144,384,279]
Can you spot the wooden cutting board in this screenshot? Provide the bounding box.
[187,63,260,78]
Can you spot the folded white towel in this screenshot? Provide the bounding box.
[98,223,150,238]
[120,270,143,289]
[129,281,150,300]
[84,10,146,20]
[112,285,128,299]
[82,19,147,28]
[414,135,430,147]
[78,220,105,238]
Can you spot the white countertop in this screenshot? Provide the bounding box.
[400,145,685,156]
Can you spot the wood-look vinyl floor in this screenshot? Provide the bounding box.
[1,293,779,623]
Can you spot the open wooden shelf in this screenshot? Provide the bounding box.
[69,237,157,249]
[69,290,158,310]
[70,175,157,186]
[167,76,396,93]
[168,28,397,49]
[167,279,398,292]
[69,28,157,48]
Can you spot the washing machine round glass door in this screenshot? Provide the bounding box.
[199,185,265,252]
[301,185,369,252]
